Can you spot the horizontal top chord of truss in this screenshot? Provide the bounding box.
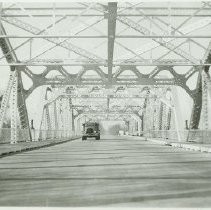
[2,6,211,17]
[46,93,156,101]
[0,59,209,67]
[81,111,139,115]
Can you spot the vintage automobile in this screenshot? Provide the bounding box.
[82,122,100,140]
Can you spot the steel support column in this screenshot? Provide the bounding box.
[10,71,18,144]
[190,73,202,129]
[107,2,117,84]
[69,98,75,133]
[53,100,58,130]
[17,70,31,141]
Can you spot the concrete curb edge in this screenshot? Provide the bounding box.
[0,136,80,159]
[146,138,211,153]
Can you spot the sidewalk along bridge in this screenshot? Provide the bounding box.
[0,1,211,207]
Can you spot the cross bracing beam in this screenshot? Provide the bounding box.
[172,2,209,33]
[126,3,208,59]
[121,18,211,61]
[26,18,105,62]
[1,3,210,132]
[76,113,136,123]
[93,3,211,63]
[0,25,17,63]
[43,95,142,121]
[2,63,198,99]
[80,111,140,117]
[2,3,210,67]
[80,112,142,124]
[1,12,105,63]
[44,94,156,104]
[154,17,206,51]
[0,15,68,63]
[117,16,199,64]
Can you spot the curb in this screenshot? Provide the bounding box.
[146,138,211,153]
[0,137,80,159]
[146,138,170,146]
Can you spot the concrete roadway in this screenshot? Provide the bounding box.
[0,135,211,207]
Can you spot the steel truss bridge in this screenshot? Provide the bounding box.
[0,1,210,144]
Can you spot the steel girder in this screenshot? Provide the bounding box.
[1,2,211,130]
[0,25,31,138]
[141,87,176,132]
[42,95,141,132]
[93,3,211,64]
[2,5,211,17]
[3,59,211,66]
[114,7,211,129]
[18,63,200,129]
[42,88,144,121]
[117,17,198,64]
[44,94,143,114]
[0,28,17,64]
[1,10,105,63]
[107,2,117,82]
[19,65,195,99]
[76,112,140,123]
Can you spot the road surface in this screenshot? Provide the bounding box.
[0,135,211,207]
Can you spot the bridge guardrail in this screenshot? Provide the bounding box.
[0,128,77,144]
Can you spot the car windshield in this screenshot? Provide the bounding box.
[86,128,94,134]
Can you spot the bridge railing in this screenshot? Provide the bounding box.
[0,128,78,144]
[142,130,211,143]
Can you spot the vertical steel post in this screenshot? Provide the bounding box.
[54,100,58,130]
[190,72,202,129]
[202,71,209,130]
[0,71,16,129]
[69,97,75,133]
[162,103,167,130]
[166,107,172,130]
[158,102,164,130]
[29,39,33,60]
[10,71,18,144]
[107,2,117,85]
[0,3,2,33]
[45,104,51,130]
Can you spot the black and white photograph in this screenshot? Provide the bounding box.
[0,0,211,208]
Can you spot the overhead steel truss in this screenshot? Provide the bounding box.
[0,1,211,136]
